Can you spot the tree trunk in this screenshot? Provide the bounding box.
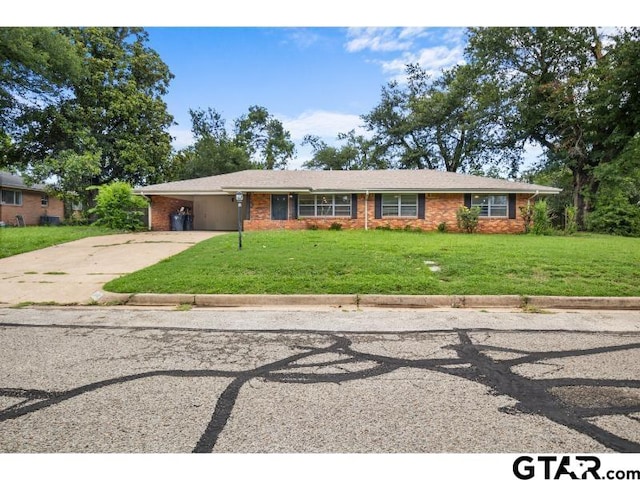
[573,167,589,230]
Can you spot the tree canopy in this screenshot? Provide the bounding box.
[301,130,386,170]
[168,107,252,180]
[167,105,295,181]
[0,28,82,161]
[362,63,522,176]
[466,27,640,230]
[2,27,174,209]
[234,105,295,170]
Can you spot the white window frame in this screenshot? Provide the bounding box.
[41,194,49,207]
[1,189,22,206]
[471,194,508,218]
[298,194,351,218]
[381,193,418,217]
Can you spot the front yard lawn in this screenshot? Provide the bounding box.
[104,230,640,297]
[0,226,115,259]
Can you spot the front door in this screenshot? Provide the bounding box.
[271,194,288,220]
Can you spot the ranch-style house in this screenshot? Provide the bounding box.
[136,169,561,233]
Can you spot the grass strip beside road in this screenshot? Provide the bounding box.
[0,226,115,259]
[104,230,640,297]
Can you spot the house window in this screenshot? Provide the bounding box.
[471,194,508,217]
[1,189,22,206]
[381,194,418,217]
[298,194,351,217]
[41,194,49,207]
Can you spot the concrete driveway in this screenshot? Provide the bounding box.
[0,231,221,306]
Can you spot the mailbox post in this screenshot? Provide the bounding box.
[235,191,243,250]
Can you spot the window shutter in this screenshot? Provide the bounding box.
[245,193,251,220]
[464,193,472,208]
[418,193,426,219]
[351,193,358,219]
[374,194,382,219]
[291,194,298,220]
[508,193,516,219]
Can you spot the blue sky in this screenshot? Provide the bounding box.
[145,27,468,168]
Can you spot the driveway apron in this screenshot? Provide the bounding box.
[0,231,221,305]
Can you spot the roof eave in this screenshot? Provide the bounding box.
[135,190,226,196]
[312,188,562,194]
[137,188,561,195]
[220,187,311,193]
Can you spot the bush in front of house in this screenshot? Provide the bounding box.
[531,199,554,235]
[519,204,534,233]
[88,181,148,231]
[564,206,578,235]
[456,206,480,233]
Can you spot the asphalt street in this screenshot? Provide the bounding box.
[0,306,639,453]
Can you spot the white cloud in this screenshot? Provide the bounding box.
[285,28,323,49]
[380,44,466,81]
[397,27,431,41]
[280,110,367,141]
[169,127,194,150]
[441,27,467,45]
[279,110,371,170]
[345,27,421,53]
[346,27,467,83]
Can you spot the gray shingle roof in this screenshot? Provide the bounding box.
[0,172,47,192]
[136,169,561,195]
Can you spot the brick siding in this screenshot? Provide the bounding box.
[149,192,534,233]
[244,193,532,234]
[0,190,64,226]
[150,196,194,231]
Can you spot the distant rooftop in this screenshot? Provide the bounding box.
[0,172,48,192]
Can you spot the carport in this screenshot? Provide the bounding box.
[142,193,246,231]
[193,194,245,230]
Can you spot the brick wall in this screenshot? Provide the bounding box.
[150,196,194,231]
[148,192,535,233]
[0,190,64,226]
[244,193,532,234]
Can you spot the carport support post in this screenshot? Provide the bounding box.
[235,191,243,250]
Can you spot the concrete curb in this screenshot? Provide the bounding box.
[96,293,640,310]
[525,296,640,310]
[127,293,195,306]
[194,294,355,308]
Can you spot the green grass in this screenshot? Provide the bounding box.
[104,230,640,297]
[0,226,115,259]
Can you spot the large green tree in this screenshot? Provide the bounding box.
[0,27,82,168]
[302,130,388,170]
[234,105,295,170]
[170,105,295,179]
[362,63,521,175]
[466,27,640,229]
[11,27,174,206]
[169,107,252,180]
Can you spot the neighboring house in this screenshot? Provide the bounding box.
[136,169,561,233]
[0,172,64,226]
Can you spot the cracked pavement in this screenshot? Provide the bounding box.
[0,307,639,453]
